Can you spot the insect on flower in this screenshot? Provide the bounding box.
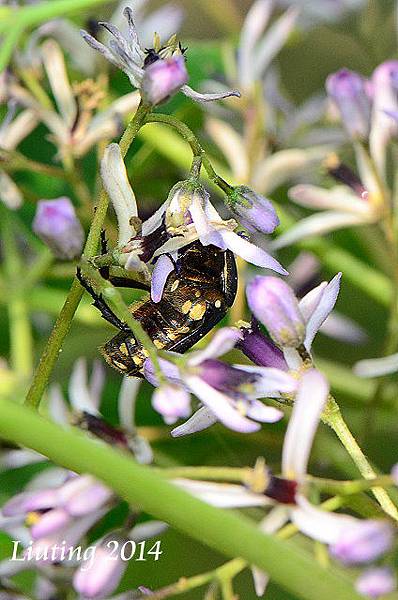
[77,240,238,376]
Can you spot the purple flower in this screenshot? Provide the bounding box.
[226,186,280,234]
[152,384,191,424]
[81,8,239,105]
[247,277,306,348]
[32,197,84,260]
[144,327,295,436]
[326,68,371,139]
[370,60,398,176]
[329,520,394,565]
[355,567,396,599]
[142,55,188,106]
[246,273,342,362]
[73,535,128,599]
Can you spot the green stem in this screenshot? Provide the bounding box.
[309,475,394,496]
[0,150,65,179]
[0,397,362,600]
[24,102,151,409]
[1,211,33,380]
[323,397,398,521]
[159,466,249,482]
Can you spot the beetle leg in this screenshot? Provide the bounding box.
[98,229,150,291]
[76,267,129,331]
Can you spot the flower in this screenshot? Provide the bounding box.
[100,145,287,274]
[354,352,398,378]
[32,197,84,260]
[225,185,280,234]
[245,272,342,362]
[329,520,394,565]
[0,99,38,208]
[326,69,371,140]
[81,7,240,106]
[247,277,306,348]
[8,39,140,160]
[355,567,396,598]
[369,61,398,177]
[144,327,294,435]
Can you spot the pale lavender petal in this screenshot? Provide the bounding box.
[254,8,299,79]
[304,273,342,350]
[142,201,169,236]
[246,401,283,423]
[171,406,218,437]
[188,327,243,366]
[238,0,273,88]
[235,366,297,395]
[181,84,241,103]
[185,376,260,433]
[33,197,84,260]
[143,357,181,387]
[48,383,69,425]
[66,483,113,516]
[118,376,141,431]
[173,479,268,508]
[73,540,127,598]
[330,520,394,565]
[2,489,59,516]
[88,360,106,409]
[356,567,396,599]
[142,56,188,106]
[69,358,100,415]
[299,281,327,321]
[282,369,329,479]
[320,313,368,344]
[129,520,168,542]
[31,508,71,540]
[354,352,398,378]
[1,449,45,469]
[291,495,356,544]
[221,230,288,274]
[152,384,191,424]
[151,255,174,303]
[272,212,366,250]
[391,463,398,485]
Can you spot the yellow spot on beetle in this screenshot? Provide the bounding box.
[114,360,127,370]
[195,291,201,298]
[171,280,180,292]
[133,356,142,366]
[154,339,164,349]
[182,300,192,314]
[215,300,222,308]
[119,343,128,356]
[189,303,206,321]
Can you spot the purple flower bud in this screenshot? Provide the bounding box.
[326,69,371,139]
[237,324,288,370]
[246,277,305,348]
[227,186,280,234]
[355,567,396,599]
[142,55,188,106]
[33,197,84,260]
[330,520,394,565]
[2,489,58,516]
[152,384,191,424]
[30,508,71,540]
[73,535,128,599]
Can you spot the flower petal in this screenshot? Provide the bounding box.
[246,401,283,423]
[68,359,100,415]
[118,376,141,432]
[221,230,288,274]
[238,0,274,89]
[151,254,174,303]
[101,143,138,245]
[185,376,260,433]
[181,84,241,103]
[282,369,329,479]
[320,312,368,345]
[235,365,297,395]
[254,7,299,80]
[171,406,218,437]
[188,327,243,367]
[291,495,355,544]
[288,184,370,216]
[272,212,366,250]
[206,117,248,180]
[173,479,268,507]
[304,273,342,351]
[354,352,398,378]
[41,40,77,129]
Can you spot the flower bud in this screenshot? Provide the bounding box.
[355,567,396,599]
[246,277,305,348]
[152,384,191,424]
[142,55,188,106]
[326,68,371,139]
[227,186,279,234]
[33,197,84,260]
[237,324,288,370]
[330,520,394,565]
[73,535,128,599]
[165,180,208,231]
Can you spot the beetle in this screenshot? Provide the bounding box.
[77,240,238,377]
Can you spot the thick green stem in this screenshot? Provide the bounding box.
[24,103,151,409]
[0,397,362,600]
[323,397,398,521]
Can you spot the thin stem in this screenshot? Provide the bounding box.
[24,102,151,409]
[308,475,394,496]
[0,397,364,600]
[158,466,250,482]
[323,397,398,521]
[1,210,33,381]
[0,150,66,179]
[80,260,164,382]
